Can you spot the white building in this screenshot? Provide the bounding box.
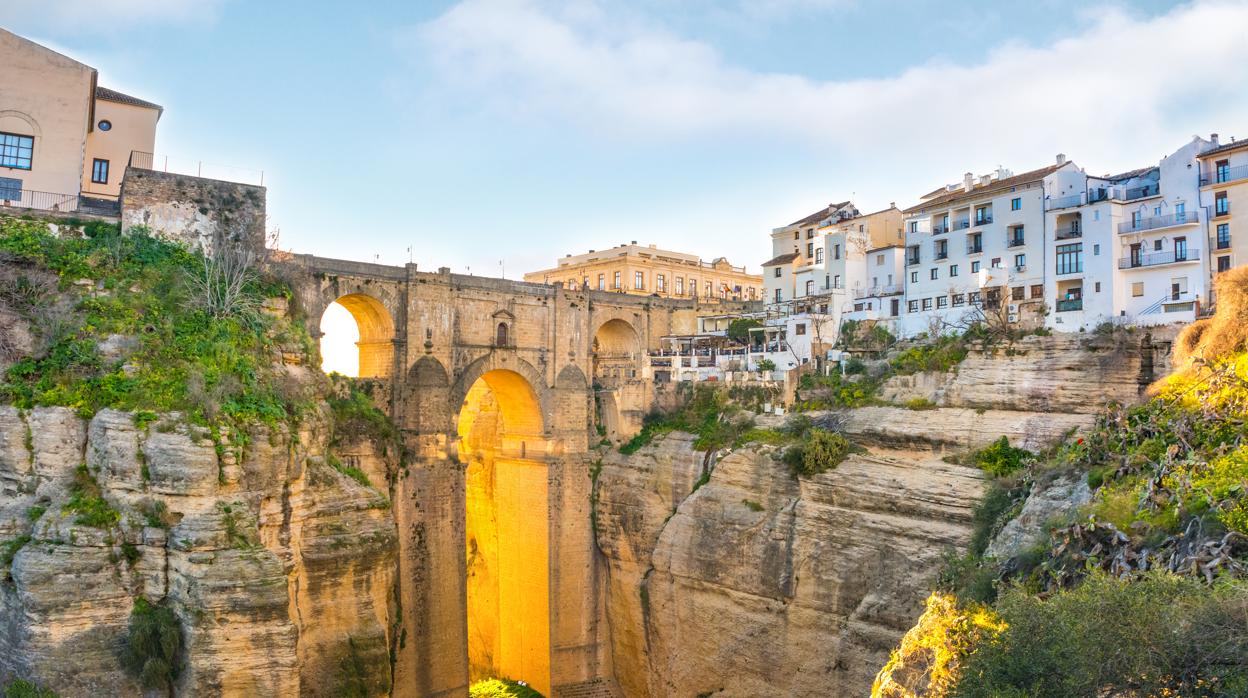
[842,245,907,333]
[898,159,1074,336]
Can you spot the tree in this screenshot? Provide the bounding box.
[727,317,763,344]
[120,597,182,696]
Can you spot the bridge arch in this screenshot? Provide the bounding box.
[320,292,396,378]
[457,365,552,695]
[591,319,644,438]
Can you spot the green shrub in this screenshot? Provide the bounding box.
[951,573,1248,698]
[25,505,45,522]
[726,317,762,343]
[844,357,867,375]
[755,358,776,372]
[137,499,176,530]
[469,678,545,698]
[937,551,999,606]
[968,482,1025,558]
[905,397,937,410]
[120,596,183,693]
[973,437,1033,477]
[784,429,851,478]
[2,535,32,578]
[742,499,764,512]
[63,464,119,528]
[2,679,58,698]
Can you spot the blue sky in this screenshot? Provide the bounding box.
[4,0,1247,282]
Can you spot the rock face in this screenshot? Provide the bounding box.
[0,406,396,697]
[595,434,986,697]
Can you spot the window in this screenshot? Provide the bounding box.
[859,224,864,232]
[952,294,965,306]
[794,231,799,240]
[0,132,34,170]
[921,298,932,311]
[975,206,991,224]
[495,322,509,347]
[0,176,21,202]
[1132,282,1144,297]
[582,276,588,289]
[1093,243,1100,256]
[91,158,109,184]
[1014,253,1025,270]
[775,288,782,302]
[795,323,806,335]
[1219,256,1232,273]
[815,247,824,264]
[910,271,918,283]
[98,120,112,131]
[1010,197,1021,211]
[950,264,959,277]
[969,291,982,304]
[909,221,919,233]
[833,244,841,260]
[1012,286,1024,301]
[991,257,1002,268]
[930,268,938,280]
[567,278,576,289]
[1176,202,1186,218]
[936,296,948,309]
[819,304,828,314]
[806,228,815,238]
[1216,192,1228,216]
[971,261,981,273]
[968,233,982,253]
[1218,223,1231,249]
[908,300,919,313]
[935,239,948,258]
[1154,239,1163,251]
[689,278,696,296]
[597,274,605,290]
[807,242,814,257]
[705,281,712,297]
[657,274,666,292]
[1030,284,1043,298]
[833,274,841,288]
[675,277,683,295]
[854,302,864,312]
[1216,159,1231,183]
[876,254,884,265]
[1008,225,1024,246]
[774,267,782,278]
[1094,282,1101,293]
[804,280,814,296]
[634,271,645,290]
[613,271,621,289]
[1055,243,1083,275]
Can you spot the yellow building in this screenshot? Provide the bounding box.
[525,242,764,302]
[1197,135,1248,300]
[0,28,161,208]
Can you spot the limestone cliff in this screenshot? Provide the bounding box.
[0,404,396,696]
[595,433,984,697]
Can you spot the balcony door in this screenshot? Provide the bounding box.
[1174,236,1187,261]
[1130,243,1142,267]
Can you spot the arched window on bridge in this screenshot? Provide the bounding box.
[319,294,395,378]
[495,322,509,347]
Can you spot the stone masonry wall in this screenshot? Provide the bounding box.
[120,168,266,254]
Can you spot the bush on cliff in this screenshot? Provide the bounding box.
[784,428,851,478]
[469,678,544,698]
[120,596,182,693]
[2,680,58,698]
[0,217,313,428]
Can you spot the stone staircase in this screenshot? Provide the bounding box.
[551,678,624,698]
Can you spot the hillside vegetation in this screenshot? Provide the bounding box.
[875,267,1248,698]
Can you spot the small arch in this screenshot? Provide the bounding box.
[320,293,395,378]
[495,322,510,347]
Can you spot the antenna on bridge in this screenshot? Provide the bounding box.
[407,246,413,264]
[499,259,505,279]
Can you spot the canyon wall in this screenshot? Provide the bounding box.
[0,404,396,696]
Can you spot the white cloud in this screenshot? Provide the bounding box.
[404,0,1248,183]
[0,0,226,36]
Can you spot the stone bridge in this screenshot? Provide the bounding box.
[284,254,751,697]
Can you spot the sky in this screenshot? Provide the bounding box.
[4,0,1248,372]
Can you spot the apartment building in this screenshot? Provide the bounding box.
[841,245,906,331]
[0,28,161,209]
[898,160,1073,336]
[1197,135,1248,300]
[1044,137,1211,331]
[524,242,763,302]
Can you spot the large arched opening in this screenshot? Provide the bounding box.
[592,319,642,439]
[319,293,395,378]
[457,369,550,695]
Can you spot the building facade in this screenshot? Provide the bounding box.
[0,28,161,208]
[1197,136,1248,302]
[524,242,763,302]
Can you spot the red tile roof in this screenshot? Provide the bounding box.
[95,86,163,114]
[762,252,800,267]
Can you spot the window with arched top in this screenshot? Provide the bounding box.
[496,322,509,347]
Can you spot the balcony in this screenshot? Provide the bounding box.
[966,244,983,255]
[1054,225,1082,240]
[952,219,970,231]
[1118,248,1202,269]
[1047,193,1083,211]
[906,255,921,266]
[934,251,949,260]
[1007,237,1026,248]
[932,224,949,235]
[1055,298,1083,312]
[1120,184,1159,201]
[1201,164,1248,186]
[1117,211,1199,234]
[1216,237,1232,250]
[974,215,993,227]
[854,284,904,299]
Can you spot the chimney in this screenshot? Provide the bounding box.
[889,201,896,208]
[631,240,637,245]
[1056,153,1067,166]
[963,172,974,192]
[979,174,992,186]
[1211,132,1220,145]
